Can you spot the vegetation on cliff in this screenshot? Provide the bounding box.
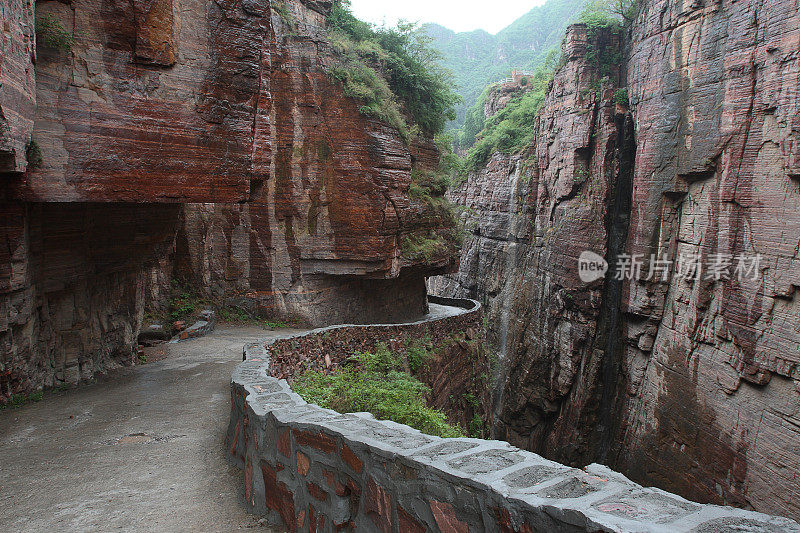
[453,0,632,174]
[294,343,464,438]
[402,134,466,262]
[459,58,557,173]
[326,0,461,138]
[35,13,75,52]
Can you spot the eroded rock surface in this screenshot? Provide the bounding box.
[173,1,458,326]
[616,0,800,518]
[0,0,36,174]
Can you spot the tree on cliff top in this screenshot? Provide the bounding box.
[582,0,640,23]
[326,0,461,137]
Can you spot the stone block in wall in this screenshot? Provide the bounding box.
[133,0,176,66]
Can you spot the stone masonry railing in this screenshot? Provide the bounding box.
[226,297,800,532]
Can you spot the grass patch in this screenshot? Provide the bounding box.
[402,233,450,262]
[168,288,202,323]
[329,61,408,137]
[0,391,44,410]
[614,87,629,107]
[293,343,463,438]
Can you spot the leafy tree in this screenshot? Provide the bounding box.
[581,0,640,24]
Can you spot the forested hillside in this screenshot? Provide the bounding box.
[423,0,588,128]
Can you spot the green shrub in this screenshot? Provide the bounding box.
[469,413,485,438]
[326,1,460,137]
[329,62,407,136]
[36,13,75,52]
[581,0,640,24]
[293,345,463,438]
[401,234,448,262]
[406,339,431,373]
[410,170,450,198]
[614,87,629,106]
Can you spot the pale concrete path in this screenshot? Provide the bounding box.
[0,325,303,532]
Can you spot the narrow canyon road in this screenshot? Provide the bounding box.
[0,325,300,532]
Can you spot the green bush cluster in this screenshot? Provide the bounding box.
[329,63,407,135]
[581,0,640,24]
[0,391,43,410]
[401,233,449,262]
[614,87,629,106]
[36,13,75,52]
[326,1,460,139]
[293,343,463,438]
[580,13,624,84]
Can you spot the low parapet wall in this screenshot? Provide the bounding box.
[227,298,800,532]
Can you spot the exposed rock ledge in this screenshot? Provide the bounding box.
[226,298,799,532]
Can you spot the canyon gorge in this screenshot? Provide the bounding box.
[2,0,800,529]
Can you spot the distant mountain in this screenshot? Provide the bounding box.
[424,0,589,128]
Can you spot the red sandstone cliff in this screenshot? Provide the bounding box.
[434,0,800,521]
[617,0,800,517]
[172,1,458,325]
[0,0,458,399]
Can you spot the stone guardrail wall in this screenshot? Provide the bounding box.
[226,298,800,532]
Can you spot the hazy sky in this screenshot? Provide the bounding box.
[349,0,547,35]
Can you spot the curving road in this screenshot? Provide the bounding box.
[0,325,303,532]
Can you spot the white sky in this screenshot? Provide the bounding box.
[349,0,548,35]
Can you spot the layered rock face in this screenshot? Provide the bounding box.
[0,0,249,399]
[0,203,179,398]
[615,0,800,518]
[174,1,457,326]
[0,0,456,399]
[0,0,35,174]
[435,0,800,520]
